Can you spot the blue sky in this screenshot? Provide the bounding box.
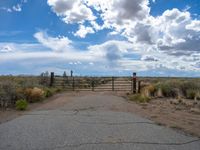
[0,0,200,77]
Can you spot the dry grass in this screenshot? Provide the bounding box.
[139,78,200,100]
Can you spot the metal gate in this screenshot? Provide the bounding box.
[48,72,139,93]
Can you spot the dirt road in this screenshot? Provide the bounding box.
[0,92,200,150]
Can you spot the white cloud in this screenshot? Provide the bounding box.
[0,0,27,13]
[0,38,200,74]
[0,45,13,53]
[12,4,22,12]
[0,7,12,13]
[34,31,73,52]
[1,0,200,75]
[47,0,96,24]
[141,55,158,61]
[74,25,94,38]
[88,40,133,62]
[186,20,200,32]
[48,0,151,37]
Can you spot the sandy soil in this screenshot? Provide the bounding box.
[1,91,200,137]
[109,95,200,137]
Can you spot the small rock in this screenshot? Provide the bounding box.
[175,106,183,110]
[170,99,180,105]
[140,103,148,107]
[184,101,194,107]
[190,108,200,114]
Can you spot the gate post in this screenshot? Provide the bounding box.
[71,70,73,77]
[132,72,137,94]
[50,72,54,87]
[112,77,114,91]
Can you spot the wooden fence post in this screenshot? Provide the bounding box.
[112,77,114,91]
[132,72,137,94]
[50,72,54,87]
[138,81,141,93]
[71,70,73,77]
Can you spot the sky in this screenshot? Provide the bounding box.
[0,0,200,77]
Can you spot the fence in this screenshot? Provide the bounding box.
[49,72,141,93]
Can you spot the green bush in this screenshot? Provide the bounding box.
[186,89,196,99]
[129,94,151,103]
[55,88,62,93]
[141,79,200,100]
[180,81,200,97]
[0,81,17,107]
[155,82,178,98]
[16,99,28,110]
[44,88,54,97]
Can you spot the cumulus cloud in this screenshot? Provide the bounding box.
[34,31,73,52]
[74,25,94,38]
[85,0,149,21]
[2,0,200,75]
[4,0,200,74]
[47,0,151,36]
[47,0,200,57]
[47,0,96,24]
[88,40,133,59]
[186,20,200,32]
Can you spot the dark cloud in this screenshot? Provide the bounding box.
[141,55,158,61]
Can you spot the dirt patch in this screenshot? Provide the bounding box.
[110,96,200,137]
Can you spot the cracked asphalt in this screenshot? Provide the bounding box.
[0,92,200,150]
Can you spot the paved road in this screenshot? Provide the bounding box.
[0,92,200,150]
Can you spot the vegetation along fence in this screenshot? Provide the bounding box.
[0,72,141,109]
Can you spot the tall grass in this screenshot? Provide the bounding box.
[141,79,200,100]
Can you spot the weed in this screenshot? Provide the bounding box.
[129,94,151,103]
[16,99,28,110]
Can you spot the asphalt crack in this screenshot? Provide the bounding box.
[76,121,155,125]
[23,111,79,116]
[56,138,200,148]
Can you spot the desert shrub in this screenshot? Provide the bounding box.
[24,87,44,103]
[55,88,62,93]
[15,87,26,100]
[140,79,200,100]
[179,81,200,98]
[129,94,151,103]
[196,92,200,100]
[155,82,178,98]
[16,99,28,110]
[185,89,200,100]
[44,88,54,97]
[0,81,17,107]
[142,85,156,97]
